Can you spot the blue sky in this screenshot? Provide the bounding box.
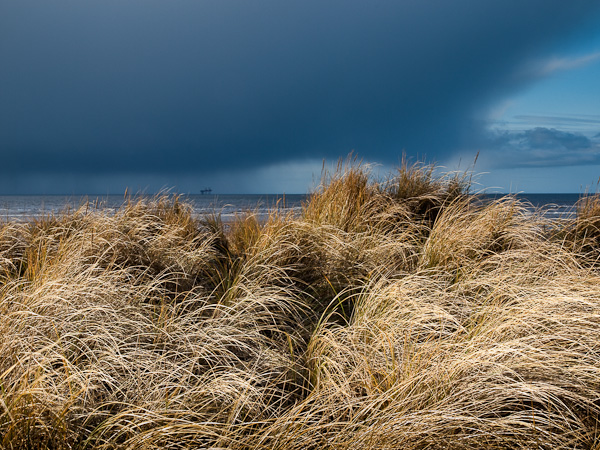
[473,32,600,192]
[1,1,600,194]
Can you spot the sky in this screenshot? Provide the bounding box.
[1,1,600,194]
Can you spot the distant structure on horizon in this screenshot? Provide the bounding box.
[200,188,213,195]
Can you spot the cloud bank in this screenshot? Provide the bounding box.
[479,127,600,169]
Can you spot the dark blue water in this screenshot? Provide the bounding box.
[0,193,589,222]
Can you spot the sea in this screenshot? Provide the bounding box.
[0,193,589,223]
[0,194,309,223]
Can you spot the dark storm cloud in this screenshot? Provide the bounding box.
[482,127,600,168]
[1,0,600,188]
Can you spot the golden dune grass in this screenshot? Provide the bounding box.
[1,160,600,449]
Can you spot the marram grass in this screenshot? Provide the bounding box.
[2,161,600,449]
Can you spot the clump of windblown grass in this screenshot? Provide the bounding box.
[1,160,600,449]
[557,194,600,266]
[386,156,471,225]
